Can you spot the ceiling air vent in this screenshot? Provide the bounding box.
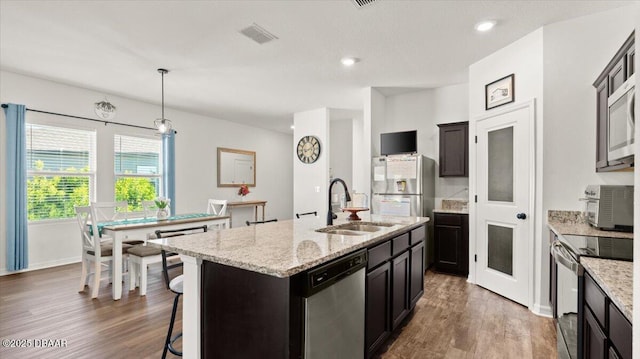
[239,23,278,45]
[351,0,378,8]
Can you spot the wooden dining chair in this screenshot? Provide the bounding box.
[91,201,145,245]
[127,232,163,297]
[296,211,317,219]
[141,200,158,219]
[76,205,133,299]
[206,199,228,216]
[155,225,208,358]
[245,219,278,226]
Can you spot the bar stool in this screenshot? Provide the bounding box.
[156,225,208,358]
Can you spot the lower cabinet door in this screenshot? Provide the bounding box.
[409,242,425,309]
[391,251,410,330]
[583,306,607,359]
[365,262,391,358]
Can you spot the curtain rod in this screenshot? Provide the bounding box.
[1,103,165,132]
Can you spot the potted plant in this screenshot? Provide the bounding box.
[154,197,171,220]
[238,184,250,201]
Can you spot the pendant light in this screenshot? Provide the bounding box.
[154,68,173,133]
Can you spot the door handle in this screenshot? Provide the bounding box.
[516,213,527,220]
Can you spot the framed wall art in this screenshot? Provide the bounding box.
[485,74,514,110]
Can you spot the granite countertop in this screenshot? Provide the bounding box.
[547,210,633,239]
[148,213,429,278]
[581,257,633,323]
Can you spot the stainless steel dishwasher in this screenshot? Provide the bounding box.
[302,249,367,359]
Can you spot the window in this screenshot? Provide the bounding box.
[114,134,162,212]
[26,124,96,221]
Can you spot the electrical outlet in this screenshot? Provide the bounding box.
[314,186,320,193]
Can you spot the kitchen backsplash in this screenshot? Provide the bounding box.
[547,210,587,224]
[441,199,468,211]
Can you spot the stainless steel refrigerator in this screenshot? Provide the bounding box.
[371,154,435,266]
[371,154,435,217]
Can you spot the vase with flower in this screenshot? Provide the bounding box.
[155,197,171,220]
[238,184,250,201]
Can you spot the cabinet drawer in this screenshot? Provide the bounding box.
[368,241,391,270]
[584,273,607,329]
[609,302,632,359]
[410,226,426,245]
[435,213,462,226]
[392,233,410,256]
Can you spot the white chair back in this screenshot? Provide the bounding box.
[207,199,228,216]
[75,206,102,259]
[142,200,158,219]
[92,201,129,221]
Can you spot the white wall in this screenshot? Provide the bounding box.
[382,84,470,206]
[329,119,353,189]
[543,7,635,212]
[0,70,293,274]
[468,28,544,312]
[293,108,330,218]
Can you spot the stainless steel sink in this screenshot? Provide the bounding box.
[321,229,366,236]
[335,224,384,232]
[316,222,396,235]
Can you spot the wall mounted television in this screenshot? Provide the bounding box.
[380,130,417,156]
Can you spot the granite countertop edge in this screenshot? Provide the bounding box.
[580,257,633,323]
[149,216,429,278]
[433,208,468,214]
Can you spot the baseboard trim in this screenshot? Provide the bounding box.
[0,256,81,276]
[532,303,553,318]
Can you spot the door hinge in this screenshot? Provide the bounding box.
[475,136,477,143]
[474,195,477,203]
[474,254,477,262]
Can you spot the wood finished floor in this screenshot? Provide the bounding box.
[0,264,556,358]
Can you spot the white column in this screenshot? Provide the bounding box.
[180,255,202,359]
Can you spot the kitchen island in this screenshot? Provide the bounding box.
[149,213,429,359]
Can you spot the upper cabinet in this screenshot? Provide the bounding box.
[438,121,468,177]
[592,31,635,172]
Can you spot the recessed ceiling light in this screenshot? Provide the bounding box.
[475,20,496,32]
[290,125,295,130]
[341,57,360,66]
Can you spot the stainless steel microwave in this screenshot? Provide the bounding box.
[584,185,634,231]
[607,74,635,162]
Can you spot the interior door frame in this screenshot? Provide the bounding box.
[468,98,536,310]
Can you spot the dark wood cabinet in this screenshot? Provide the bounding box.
[365,262,391,358]
[434,213,469,276]
[593,31,635,172]
[391,251,410,330]
[583,307,607,359]
[365,224,426,358]
[594,79,609,170]
[437,121,468,177]
[580,271,633,359]
[409,241,425,308]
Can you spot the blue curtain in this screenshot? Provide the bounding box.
[3,104,28,271]
[162,130,176,215]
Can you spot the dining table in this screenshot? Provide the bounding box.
[98,213,230,300]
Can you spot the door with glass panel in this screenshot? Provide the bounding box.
[476,102,533,307]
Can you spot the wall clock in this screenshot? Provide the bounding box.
[297,135,321,164]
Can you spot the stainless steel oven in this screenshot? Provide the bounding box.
[550,233,633,359]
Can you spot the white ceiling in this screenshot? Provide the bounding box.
[0,0,633,133]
